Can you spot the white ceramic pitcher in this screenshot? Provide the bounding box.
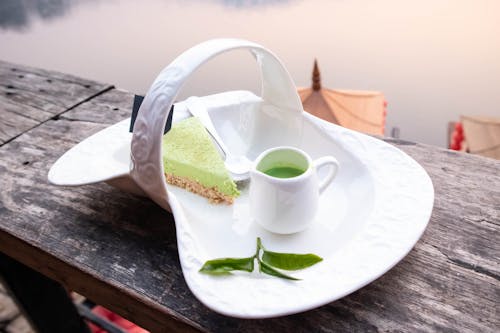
[250,146,339,234]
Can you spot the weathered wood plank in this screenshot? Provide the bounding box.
[0,89,203,332]
[0,151,201,331]
[386,139,500,279]
[0,75,499,331]
[0,60,113,145]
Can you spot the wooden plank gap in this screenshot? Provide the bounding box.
[429,244,500,282]
[0,86,114,148]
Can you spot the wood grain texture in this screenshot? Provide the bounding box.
[0,60,113,145]
[0,63,499,332]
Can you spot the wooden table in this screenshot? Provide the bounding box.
[0,60,499,332]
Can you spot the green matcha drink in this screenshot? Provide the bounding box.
[263,166,305,178]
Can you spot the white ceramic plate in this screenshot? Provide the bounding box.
[165,92,435,318]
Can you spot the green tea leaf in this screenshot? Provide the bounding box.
[261,251,323,271]
[199,257,254,275]
[258,260,300,280]
[199,238,322,280]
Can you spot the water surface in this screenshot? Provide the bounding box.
[1,0,499,147]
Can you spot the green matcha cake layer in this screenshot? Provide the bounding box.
[162,117,240,199]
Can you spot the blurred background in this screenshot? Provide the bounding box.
[0,0,499,147]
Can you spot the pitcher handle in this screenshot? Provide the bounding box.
[130,39,304,210]
[313,156,340,194]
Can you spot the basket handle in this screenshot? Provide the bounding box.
[130,38,303,210]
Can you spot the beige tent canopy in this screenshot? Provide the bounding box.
[298,60,387,136]
[461,115,500,160]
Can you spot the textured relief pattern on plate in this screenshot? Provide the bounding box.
[170,111,434,318]
[312,115,434,282]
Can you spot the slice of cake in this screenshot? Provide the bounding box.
[162,117,240,204]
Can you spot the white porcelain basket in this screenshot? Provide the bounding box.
[48,39,434,318]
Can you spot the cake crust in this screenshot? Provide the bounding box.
[166,173,234,204]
